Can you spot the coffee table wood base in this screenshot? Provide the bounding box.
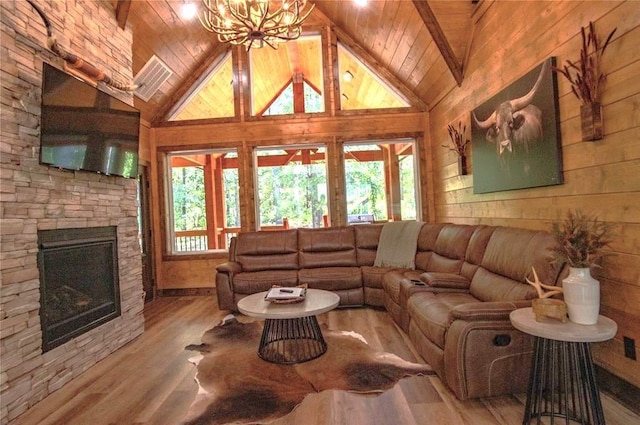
[258,316,327,364]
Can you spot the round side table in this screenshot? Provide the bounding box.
[510,308,617,425]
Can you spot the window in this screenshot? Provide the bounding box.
[337,43,410,111]
[263,80,323,116]
[169,52,235,121]
[254,146,328,229]
[344,144,386,221]
[250,35,325,116]
[166,149,239,253]
[343,140,419,223]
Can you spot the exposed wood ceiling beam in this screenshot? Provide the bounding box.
[171,155,206,167]
[178,149,385,169]
[395,143,414,156]
[346,150,384,162]
[412,0,464,86]
[115,0,131,30]
[283,150,299,164]
[256,77,294,117]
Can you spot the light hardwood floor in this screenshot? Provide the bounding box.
[11,296,639,425]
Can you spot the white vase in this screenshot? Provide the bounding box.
[562,267,600,325]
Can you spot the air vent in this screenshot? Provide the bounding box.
[133,55,173,102]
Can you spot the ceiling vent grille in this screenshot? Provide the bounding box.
[133,55,173,102]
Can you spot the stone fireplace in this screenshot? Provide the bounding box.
[38,227,121,352]
[1,1,144,423]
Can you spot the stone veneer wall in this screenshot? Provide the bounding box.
[0,1,144,422]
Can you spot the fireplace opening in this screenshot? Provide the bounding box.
[38,226,121,352]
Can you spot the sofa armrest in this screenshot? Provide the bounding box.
[215,261,242,311]
[450,300,532,322]
[216,261,242,274]
[420,272,470,290]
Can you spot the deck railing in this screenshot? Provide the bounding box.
[174,230,208,252]
[174,218,289,252]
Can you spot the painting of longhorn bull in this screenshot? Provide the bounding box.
[471,57,563,193]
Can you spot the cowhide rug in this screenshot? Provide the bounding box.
[183,314,434,425]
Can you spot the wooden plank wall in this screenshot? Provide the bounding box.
[138,119,151,164]
[428,0,640,386]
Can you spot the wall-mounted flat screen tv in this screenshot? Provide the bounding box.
[39,62,140,179]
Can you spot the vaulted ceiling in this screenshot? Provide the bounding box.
[110,0,477,124]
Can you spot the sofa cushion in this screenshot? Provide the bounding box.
[470,226,560,302]
[354,224,384,266]
[459,225,496,281]
[298,266,362,290]
[235,229,298,272]
[416,223,445,251]
[232,270,299,294]
[382,270,423,305]
[420,272,470,290]
[407,292,479,349]
[414,223,445,270]
[470,268,538,302]
[361,265,396,289]
[433,224,476,260]
[465,225,495,266]
[422,224,477,273]
[425,253,463,274]
[299,227,357,268]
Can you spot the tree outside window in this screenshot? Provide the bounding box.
[168,150,239,253]
[255,146,328,229]
[344,140,418,223]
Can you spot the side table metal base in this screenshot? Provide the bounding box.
[258,315,327,364]
[523,337,606,425]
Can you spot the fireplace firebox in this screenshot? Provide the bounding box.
[38,226,121,352]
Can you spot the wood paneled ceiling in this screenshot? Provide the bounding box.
[111,0,476,124]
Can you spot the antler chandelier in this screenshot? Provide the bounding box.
[199,0,315,50]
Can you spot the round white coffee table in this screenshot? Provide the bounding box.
[237,289,340,364]
[510,308,617,425]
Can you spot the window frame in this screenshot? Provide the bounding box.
[247,31,329,120]
[253,143,330,230]
[164,148,240,256]
[342,138,421,223]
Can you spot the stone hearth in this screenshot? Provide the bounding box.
[0,1,144,423]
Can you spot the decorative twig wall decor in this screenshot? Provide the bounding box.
[554,21,616,141]
[442,121,470,175]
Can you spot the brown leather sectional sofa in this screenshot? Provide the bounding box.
[215,223,566,400]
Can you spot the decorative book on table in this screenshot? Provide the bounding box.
[265,287,307,302]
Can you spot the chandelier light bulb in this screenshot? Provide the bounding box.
[283,13,294,25]
[180,2,198,20]
[199,0,315,50]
